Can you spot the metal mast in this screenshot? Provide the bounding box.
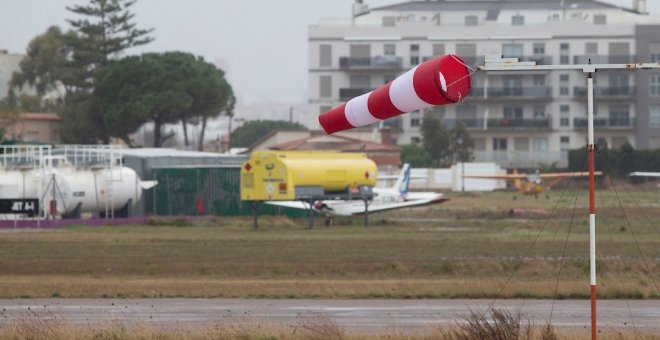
[479,55,660,340]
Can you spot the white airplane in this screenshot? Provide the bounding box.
[629,172,660,178]
[265,163,448,221]
[629,172,660,187]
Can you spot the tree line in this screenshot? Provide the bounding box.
[568,143,660,178]
[0,0,234,149]
[402,115,474,168]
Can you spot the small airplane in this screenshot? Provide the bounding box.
[464,170,603,199]
[629,172,660,178]
[629,172,660,187]
[265,163,448,224]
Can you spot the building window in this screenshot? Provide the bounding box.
[502,43,523,58]
[410,112,421,127]
[609,105,630,126]
[560,136,570,144]
[560,43,570,51]
[512,14,524,26]
[410,44,420,65]
[432,44,445,56]
[560,74,570,82]
[319,105,332,114]
[533,75,546,86]
[533,43,545,55]
[594,14,607,25]
[586,42,598,55]
[560,55,569,64]
[651,75,660,96]
[319,44,332,67]
[384,44,396,56]
[465,15,478,26]
[411,136,421,144]
[652,54,660,62]
[533,105,546,118]
[650,105,660,127]
[533,138,549,152]
[560,117,570,127]
[319,75,332,98]
[493,138,507,151]
[503,106,523,119]
[560,87,569,96]
[560,105,570,113]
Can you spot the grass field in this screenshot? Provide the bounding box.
[0,188,658,300]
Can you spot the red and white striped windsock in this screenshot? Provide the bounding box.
[319,54,471,134]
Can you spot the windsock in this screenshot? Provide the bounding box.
[319,54,471,134]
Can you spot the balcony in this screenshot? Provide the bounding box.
[339,87,373,101]
[339,56,403,71]
[442,116,552,130]
[573,117,635,129]
[573,86,635,98]
[574,55,636,64]
[470,86,553,101]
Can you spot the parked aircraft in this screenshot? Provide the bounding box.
[629,172,660,178]
[265,163,448,223]
[464,170,602,199]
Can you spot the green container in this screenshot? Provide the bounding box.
[150,167,307,217]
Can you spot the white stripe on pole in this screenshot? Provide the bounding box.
[590,213,596,285]
[389,66,429,112]
[344,92,379,127]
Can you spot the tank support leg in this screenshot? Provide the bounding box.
[363,199,369,227]
[307,199,315,229]
[252,201,259,229]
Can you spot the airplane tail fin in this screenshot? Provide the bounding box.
[393,163,411,198]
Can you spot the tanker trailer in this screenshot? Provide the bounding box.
[240,151,377,201]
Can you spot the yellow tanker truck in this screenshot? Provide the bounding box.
[240,151,377,201]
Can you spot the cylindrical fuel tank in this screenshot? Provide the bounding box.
[0,169,39,199]
[241,151,377,201]
[44,167,141,214]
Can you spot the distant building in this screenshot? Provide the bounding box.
[0,50,30,100]
[246,129,402,169]
[2,112,62,144]
[308,0,660,169]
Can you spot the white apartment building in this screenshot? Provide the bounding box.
[308,0,660,169]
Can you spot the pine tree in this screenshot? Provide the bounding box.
[62,0,153,143]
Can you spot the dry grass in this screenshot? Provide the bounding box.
[0,189,657,299]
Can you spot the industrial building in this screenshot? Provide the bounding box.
[308,0,660,168]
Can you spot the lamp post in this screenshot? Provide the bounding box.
[457,134,465,192]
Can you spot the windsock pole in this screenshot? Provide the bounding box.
[587,69,597,340]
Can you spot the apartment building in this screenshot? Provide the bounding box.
[308,0,660,168]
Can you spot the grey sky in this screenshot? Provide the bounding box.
[1,0,657,106]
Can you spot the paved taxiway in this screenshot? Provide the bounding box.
[0,299,658,332]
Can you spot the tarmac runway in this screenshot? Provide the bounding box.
[0,298,658,332]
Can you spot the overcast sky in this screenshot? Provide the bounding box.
[1,0,657,106]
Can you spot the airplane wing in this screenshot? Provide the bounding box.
[462,174,527,180]
[264,201,312,210]
[538,171,603,178]
[629,172,660,177]
[351,194,449,215]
